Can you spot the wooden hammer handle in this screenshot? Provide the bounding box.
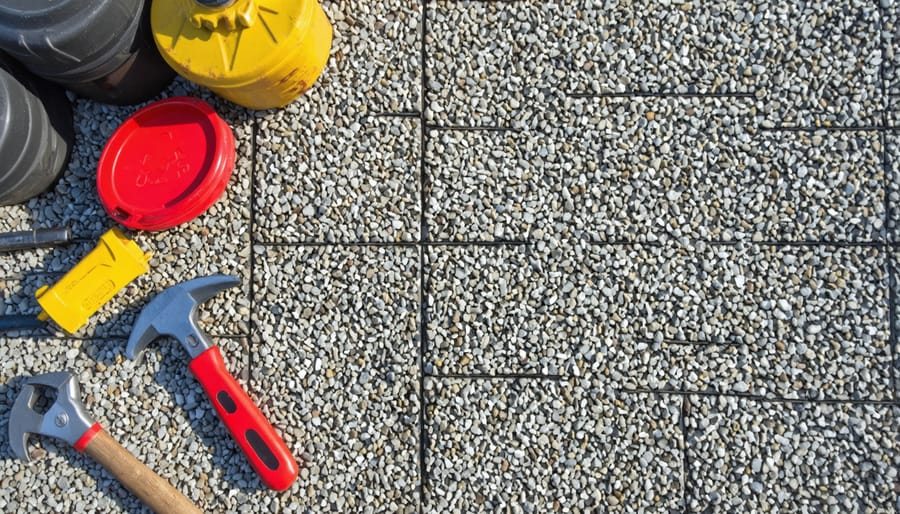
[82,428,202,514]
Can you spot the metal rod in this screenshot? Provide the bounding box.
[0,228,71,252]
[0,315,45,331]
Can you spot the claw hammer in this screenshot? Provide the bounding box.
[9,372,201,514]
[127,275,299,491]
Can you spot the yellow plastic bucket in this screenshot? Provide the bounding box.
[151,0,333,110]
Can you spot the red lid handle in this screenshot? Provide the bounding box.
[188,346,299,491]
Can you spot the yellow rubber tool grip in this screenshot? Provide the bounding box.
[36,228,152,334]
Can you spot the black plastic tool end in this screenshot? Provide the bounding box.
[0,228,71,252]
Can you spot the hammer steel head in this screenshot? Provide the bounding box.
[126,275,240,361]
[9,372,95,462]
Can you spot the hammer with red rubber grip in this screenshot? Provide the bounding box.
[189,346,298,491]
[126,275,299,491]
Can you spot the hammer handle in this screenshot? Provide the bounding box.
[82,427,202,514]
[189,346,299,491]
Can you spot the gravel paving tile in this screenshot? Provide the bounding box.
[686,396,899,513]
[426,379,683,512]
[457,97,885,245]
[271,0,421,117]
[0,336,261,513]
[424,129,555,242]
[427,1,882,127]
[553,97,732,243]
[552,0,758,96]
[426,241,646,376]
[888,135,900,242]
[732,129,884,242]
[884,4,897,98]
[426,1,561,128]
[640,341,892,401]
[891,95,900,125]
[426,240,891,399]
[255,116,420,243]
[638,243,891,400]
[750,0,884,127]
[556,97,884,243]
[253,245,419,512]
[890,251,900,400]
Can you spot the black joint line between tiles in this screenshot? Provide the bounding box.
[680,395,691,514]
[256,241,420,248]
[568,92,758,99]
[887,256,897,400]
[705,239,887,248]
[424,124,522,132]
[371,111,421,118]
[758,125,892,132]
[878,8,898,400]
[424,239,531,247]
[620,388,900,406]
[418,0,430,510]
[877,0,898,401]
[248,118,259,397]
[636,336,744,347]
[428,372,567,381]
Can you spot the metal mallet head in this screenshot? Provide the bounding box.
[126,275,240,361]
[9,372,95,461]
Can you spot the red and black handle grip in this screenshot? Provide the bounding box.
[188,346,299,491]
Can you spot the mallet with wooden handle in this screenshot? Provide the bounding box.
[9,371,202,514]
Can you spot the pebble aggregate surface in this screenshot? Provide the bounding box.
[1,0,899,512]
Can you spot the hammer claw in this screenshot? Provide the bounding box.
[9,387,43,461]
[127,274,240,361]
[9,372,95,461]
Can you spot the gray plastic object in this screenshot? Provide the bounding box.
[0,0,175,105]
[0,54,74,206]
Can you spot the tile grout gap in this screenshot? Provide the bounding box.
[880,2,899,404]
[681,395,691,514]
[417,0,430,512]
[249,116,259,371]
[877,0,898,402]
[622,387,900,406]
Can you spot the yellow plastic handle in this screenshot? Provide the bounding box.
[36,228,151,333]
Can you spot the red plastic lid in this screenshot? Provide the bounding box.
[97,96,235,231]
